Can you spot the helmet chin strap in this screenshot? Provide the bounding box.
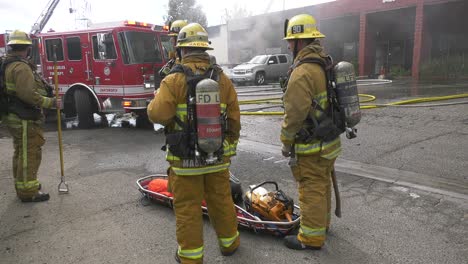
[177,48,182,61]
[26,46,32,59]
[293,40,299,60]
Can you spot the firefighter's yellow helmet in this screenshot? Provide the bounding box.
[176,23,213,50]
[283,14,325,40]
[7,30,32,46]
[169,20,188,36]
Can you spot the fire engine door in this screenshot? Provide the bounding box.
[89,32,120,94]
[63,35,93,87]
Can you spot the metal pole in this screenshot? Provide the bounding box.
[331,169,341,217]
[53,45,69,194]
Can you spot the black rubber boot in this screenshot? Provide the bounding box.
[221,246,238,256]
[20,191,50,203]
[220,235,240,256]
[284,235,322,250]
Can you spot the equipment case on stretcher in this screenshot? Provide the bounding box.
[136,174,301,236]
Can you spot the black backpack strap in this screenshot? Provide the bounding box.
[208,64,221,82]
[297,56,338,104]
[167,63,220,133]
[293,56,342,143]
[1,56,24,94]
[168,63,185,75]
[1,56,23,74]
[297,57,327,69]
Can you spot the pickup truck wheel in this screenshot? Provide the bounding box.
[255,72,265,85]
[74,89,95,129]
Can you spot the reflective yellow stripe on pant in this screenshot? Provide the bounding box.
[170,168,239,264]
[178,246,204,260]
[4,114,44,198]
[290,154,336,247]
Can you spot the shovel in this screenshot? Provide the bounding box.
[53,46,69,194]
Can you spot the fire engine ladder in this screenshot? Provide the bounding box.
[30,0,61,35]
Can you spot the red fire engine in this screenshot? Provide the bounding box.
[0,33,8,56]
[36,21,171,128]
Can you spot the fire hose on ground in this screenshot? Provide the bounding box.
[239,93,468,115]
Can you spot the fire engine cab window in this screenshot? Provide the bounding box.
[160,34,172,60]
[66,37,82,60]
[118,31,163,64]
[45,39,64,61]
[92,33,117,60]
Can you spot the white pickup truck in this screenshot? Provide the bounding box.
[230,54,292,85]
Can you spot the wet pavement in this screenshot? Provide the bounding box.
[0,79,467,263]
[236,78,468,108]
[358,79,468,103]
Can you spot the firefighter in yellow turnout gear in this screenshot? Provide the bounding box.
[147,23,240,264]
[281,14,341,249]
[2,30,57,202]
[159,19,188,78]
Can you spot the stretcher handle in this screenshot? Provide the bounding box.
[229,172,241,184]
[250,181,279,192]
[245,181,279,209]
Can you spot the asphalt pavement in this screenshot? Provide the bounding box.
[0,79,467,264]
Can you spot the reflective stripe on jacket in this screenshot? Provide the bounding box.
[280,41,341,159]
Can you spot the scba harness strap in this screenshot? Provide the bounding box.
[164,64,227,166]
[1,56,26,116]
[289,56,346,143]
[1,56,47,120]
[0,56,53,121]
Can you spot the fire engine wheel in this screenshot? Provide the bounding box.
[74,89,95,129]
[136,112,152,129]
[255,72,266,86]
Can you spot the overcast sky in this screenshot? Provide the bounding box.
[0,0,335,34]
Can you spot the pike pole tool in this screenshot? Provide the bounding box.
[53,46,69,194]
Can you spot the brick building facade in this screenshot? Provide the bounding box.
[225,0,468,80]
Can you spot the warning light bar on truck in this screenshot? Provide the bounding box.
[124,20,152,28]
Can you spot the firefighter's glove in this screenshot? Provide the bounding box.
[55,98,62,109]
[281,144,292,157]
[45,84,54,98]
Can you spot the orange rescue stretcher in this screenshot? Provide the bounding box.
[136,174,301,236]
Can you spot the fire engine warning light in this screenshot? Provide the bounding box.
[124,20,151,28]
